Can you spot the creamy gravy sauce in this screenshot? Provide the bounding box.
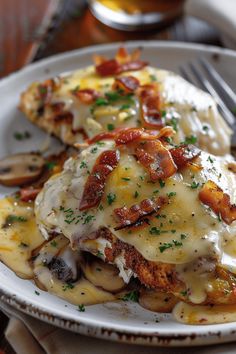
[49,65,231,155]
[35,140,236,306]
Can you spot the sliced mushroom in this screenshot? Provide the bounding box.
[0,153,45,186]
[32,235,115,305]
[139,288,178,313]
[81,254,126,293]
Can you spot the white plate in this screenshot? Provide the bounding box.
[0,41,236,347]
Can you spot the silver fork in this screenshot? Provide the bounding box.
[179,58,236,148]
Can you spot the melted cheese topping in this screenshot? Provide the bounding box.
[173,301,236,325]
[0,197,44,278]
[23,65,231,155]
[35,141,236,304]
[33,234,115,305]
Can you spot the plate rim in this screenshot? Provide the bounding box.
[1,40,236,346]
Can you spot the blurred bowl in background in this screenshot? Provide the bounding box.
[88,0,185,31]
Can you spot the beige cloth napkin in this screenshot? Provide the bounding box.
[185,0,236,49]
[1,301,236,354]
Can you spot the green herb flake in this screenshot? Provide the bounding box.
[97,250,103,258]
[50,240,58,247]
[190,181,199,189]
[80,161,88,169]
[90,147,98,154]
[159,243,173,253]
[120,104,131,110]
[45,161,57,170]
[182,135,197,145]
[159,179,165,188]
[107,123,115,131]
[78,304,85,312]
[180,233,187,240]
[134,191,139,199]
[35,290,40,296]
[149,74,157,82]
[122,177,130,181]
[3,214,27,228]
[122,290,139,302]
[169,117,179,132]
[167,192,176,198]
[63,282,75,291]
[107,193,116,205]
[207,156,214,164]
[13,131,31,141]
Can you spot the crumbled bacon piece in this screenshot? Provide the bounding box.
[115,128,144,145]
[135,140,177,182]
[113,76,140,93]
[96,59,120,77]
[199,180,236,224]
[138,84,164,128]
[79,150,120,211]
[96,59,148,77]
[170,145,201,168]
[20,187,41,202]
[72,88,101,104]
[50,103,73,124]
[114,196,167,230]
[119,60,148,73]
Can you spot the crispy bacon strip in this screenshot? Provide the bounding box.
[199,180,236,224]
[20,187,41,202]
[96,59,148,77]
[115,128,144,145]
[72,88,101,104]
[114,196,167,230]
[138,84,164,128]
[170,144,201,168]
[113,76,140,93]
[135,140,177,182]
[79,150,120,211]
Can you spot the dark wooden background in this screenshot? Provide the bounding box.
[0,0,223,353]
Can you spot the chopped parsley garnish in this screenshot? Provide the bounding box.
[107,123,115,131]
[63,282,75,291]
[78,304,85,312]
[161,110,167,117]
[50,240,58,247]
[94,97,108,106]
[182,135,197,145]
[107,193,116,205]
[71,85,80,94]
[80,161,88,169]
[90,147,98,154]
[190,181,199,189]
[149,227,168,235]
[122,290,139,302]
[35,291,40,296]
[13,131,31,141]
[45,161,57,170]
[169,117,179,132]
[3,214,27,228]
[134,191,139,199]
[97,250,103,258]
[202,125,209,132]
[167,192,176,197]
[207,156,214,163]
[159,179,165,188]
[159,240,183,253]
[180,290,188,296]
[96,141,105,146]
[153,189,159,194]
[120,104,131,110]
[83,215,95,224]
[150,74,157,82]
[122,177,130,181]
[180,233,187,240]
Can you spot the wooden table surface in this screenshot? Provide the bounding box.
[0,0,223,353]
